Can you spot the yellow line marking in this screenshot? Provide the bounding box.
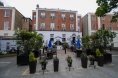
[22,68,29,76]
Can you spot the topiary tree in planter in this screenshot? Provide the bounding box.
[40,56,48,74]
[82,35,92,55]
[15,30,42,65]
[91,28,116,64]
[62,42,67,54]
[66,55,72,71]
[29,52,37,74]
[96,48,104,67]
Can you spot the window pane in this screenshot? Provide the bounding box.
[4,18,9,30]
[33,15,36,19]
[4,9,10,17]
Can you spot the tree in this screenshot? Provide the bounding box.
[15,30,43,54]
[82,35,91,49]
[91,28,116,52]
[95,0,118,22]
[0,1,4,6]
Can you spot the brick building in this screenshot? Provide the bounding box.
[22,17,32,31]
[0,6,32,51]
[82,13,118,48]
[32,5,82,49]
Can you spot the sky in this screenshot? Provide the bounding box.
[2,0,98,18]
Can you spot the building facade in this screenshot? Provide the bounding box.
[32,5,82,48]
[0,6,32,51]
[82,13,118,48]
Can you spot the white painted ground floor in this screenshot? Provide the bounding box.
[36,31,82,46]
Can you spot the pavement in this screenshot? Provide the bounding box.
[0,49,118,78]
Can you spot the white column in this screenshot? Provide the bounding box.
[36,9,38,30]
[98,17,101,29]
[11,8,15,30]
[88,13,91,35]
[76,12,78,32]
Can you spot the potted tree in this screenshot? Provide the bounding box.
[63,42,67,54]
[40,56,48,74]
[53,56,59,72]
[96,48,104,67]
[52,44,57,54]
[66,55,72,71]
[29,52,37,74]
[80,52,88,68]
[47,48,53,59]
[15,30,42,66]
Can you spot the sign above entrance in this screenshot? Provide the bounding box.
[54,36,62,39]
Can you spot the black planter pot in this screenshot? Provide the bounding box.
[104,53,112,64]
[97,56,104,67]
[17,53,29,65]
[81,53,88,68]
[41,63,47,70]
[29,60,37,74]
[76,49,82,57]
[68,62,72,67]
[53,59,59,72]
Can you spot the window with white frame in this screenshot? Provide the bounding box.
[50,23,55,30]
[50,13,55,19]
[33,15,36,20]
[70,14,74,20]
[101,17,105,20]
[50,34,54,38]
[61,23,66,31]
[40,23,45,30]
[92,16,96,21]
[4,9,10,17]
[70,24,74,31]
[4,18,9,30]
[41,12,45,18]
[34,24,36,30]
[62,34,66,38]
[92,24,96,30]
[62,34,66,42]
[4,33,8,36]
[61,14,65,20]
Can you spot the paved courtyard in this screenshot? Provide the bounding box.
[0,50,118,78]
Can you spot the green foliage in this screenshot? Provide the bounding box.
[29,52,36,62]
[82,28,116,52]
[0,1,4,6]
[91,28,116,51]
[82,35,91,49]
[40,56,47,65]
[62,42,67,49]
[52,44,56,48]
[96,0,118,22]
[66,55,72,63]
[96,48,103,56]
[15,30,43,53]
[53,56,59,61]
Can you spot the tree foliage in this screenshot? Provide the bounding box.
[0,1,4,6]
[95,0,118,22]
[15,30,43,54]
[91,28,116,52]
[82,28,116,52]
[82,35,91,49]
